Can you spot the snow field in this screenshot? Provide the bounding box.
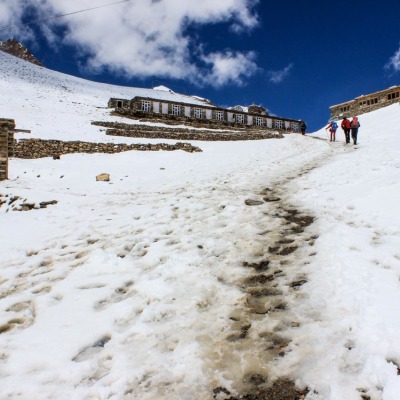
[2,50,400,399]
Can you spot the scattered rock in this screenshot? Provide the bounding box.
[242,260,270,271]
[247,288,282,298]
[243,274,274,286]
[263,196,280,202]
[40,200,58,208]
[289,279,307,289]
[215,378,308,400]
[278,246,298,256]
[96,173,110,182]
[19,203,35,211]
[245,199,264,206]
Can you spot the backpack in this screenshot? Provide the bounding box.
[351,117,360,128]
[332,121,338,130]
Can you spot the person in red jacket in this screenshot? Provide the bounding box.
[325,120,338,142]
[341,117,351,144]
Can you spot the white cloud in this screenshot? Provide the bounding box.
[267,63,293,84]
[0,0,259,87]
[385,46,400,72]
[201,50,258,87]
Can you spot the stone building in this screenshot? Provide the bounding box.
[108,95,302,132]
[0,118,15,181]
[330,85,400,119]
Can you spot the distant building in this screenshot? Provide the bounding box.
[108,92,301,132]
[330,85,400,119]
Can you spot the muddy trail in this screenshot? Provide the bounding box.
[211,161,322,400]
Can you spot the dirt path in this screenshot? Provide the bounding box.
[209,152,332,400]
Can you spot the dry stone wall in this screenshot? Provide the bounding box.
[92,121,283,141]
[13,139,202,159]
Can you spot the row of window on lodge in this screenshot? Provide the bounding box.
[138,100,299,131]
[338,91,400,113]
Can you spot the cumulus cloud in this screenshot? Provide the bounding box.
[201,50,258,87]
[267,63,293,84]
[385,46,400,73]
[0,0,260,87]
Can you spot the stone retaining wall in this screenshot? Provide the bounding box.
[92,121,283,141]
[13,139,202,159]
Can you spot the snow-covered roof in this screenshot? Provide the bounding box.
[152,85,174,93]
[227,105,249,113]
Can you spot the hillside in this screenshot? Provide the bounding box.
[0,51,216,143]
[1,54,400,400]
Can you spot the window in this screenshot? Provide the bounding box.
[236,114,244,124]
[388,92,400,100]
[291,122,300,132]
[255,117,264,126]
[194,108,202,119]
[360,98,378,107]
[367,98,378,105]
[172,104,181,116]
[141,100,151,112]
[216,111,224,121]
[274,120,284,129]
[340,105,350,113]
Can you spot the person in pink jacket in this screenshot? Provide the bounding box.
[350,116,360,145]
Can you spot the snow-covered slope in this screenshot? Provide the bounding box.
[1,53,400,400]
[0,51,212,142]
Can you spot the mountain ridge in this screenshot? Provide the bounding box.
[0,38,43,67]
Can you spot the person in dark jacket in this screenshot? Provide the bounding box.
[300,121,307,135]
[350,116,360,145]
[341,117,351,144]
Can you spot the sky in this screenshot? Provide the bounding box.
[2,49,400,399]
[1,0,400,130]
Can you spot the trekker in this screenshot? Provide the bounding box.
[350,116,360,145]
[325,120,338,142]
[300,121,307,135]
[341,117,351,144]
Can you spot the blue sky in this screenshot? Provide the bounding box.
[1,0,400,131]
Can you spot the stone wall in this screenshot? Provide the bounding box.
[96,121,283,141]
[13,139,202,159]
[330,85,400,118]
[0,118,15,181]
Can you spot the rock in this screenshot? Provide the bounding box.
[245,199,264,206]
[39,200,58,208]
[263,195,280,202]
[96,173,110,182]
[19,203,35,211]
